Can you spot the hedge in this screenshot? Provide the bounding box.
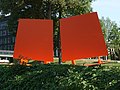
[0,64,120,90]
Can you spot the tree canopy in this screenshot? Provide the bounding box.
[0,0,95,33]
[100,17,120,60]
[0,0,95,58]
[1,0,120,60]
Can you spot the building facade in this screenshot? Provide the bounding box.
[0,17,15,51]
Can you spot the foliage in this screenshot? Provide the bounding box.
[0,0,95,50]
[100,17,120,60]
[0,64,120,90]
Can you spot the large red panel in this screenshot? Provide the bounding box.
[13,19,53,62]
[60,12,108,62]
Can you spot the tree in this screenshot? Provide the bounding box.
[0,0,94,33]
[100,17,120,60]
[0,0,95,63]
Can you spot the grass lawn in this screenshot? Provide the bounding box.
[1,58,120,67]
[54,58,120,67]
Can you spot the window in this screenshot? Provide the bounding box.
[0,39,2,44]
[0,46,2,50]
[1,23,7,29]
[0,25,2,29]
[12,37,15,43]
[8,45,11,50]
[8,37,11,43]
[8,45,13,50]
[2,38,5,44]
[1,45,5,50]
[2,30,6,36]
[4,45,7,50]
[8,31,10,35]
[5,38,7,44]
[0,31,2,36]
[11,45,13,50]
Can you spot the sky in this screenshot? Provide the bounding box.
[92,0,120,26]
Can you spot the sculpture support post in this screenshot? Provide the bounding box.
[71,60,76,65]
[98,56,102,64]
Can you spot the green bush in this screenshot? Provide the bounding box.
[0,64,120,90]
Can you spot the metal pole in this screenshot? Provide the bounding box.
[58,8,62,64]
[58,29,62,64]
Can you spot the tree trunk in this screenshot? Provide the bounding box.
[58,8,62,64]
[118,49,120,60]
[47,3,51,19]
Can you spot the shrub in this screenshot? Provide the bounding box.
[0,64,120,90]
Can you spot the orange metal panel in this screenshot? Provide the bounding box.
[13,19,53,62]
[60,12,108,62]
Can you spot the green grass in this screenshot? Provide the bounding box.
[54,58,120,67]
[1,58,120,67]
